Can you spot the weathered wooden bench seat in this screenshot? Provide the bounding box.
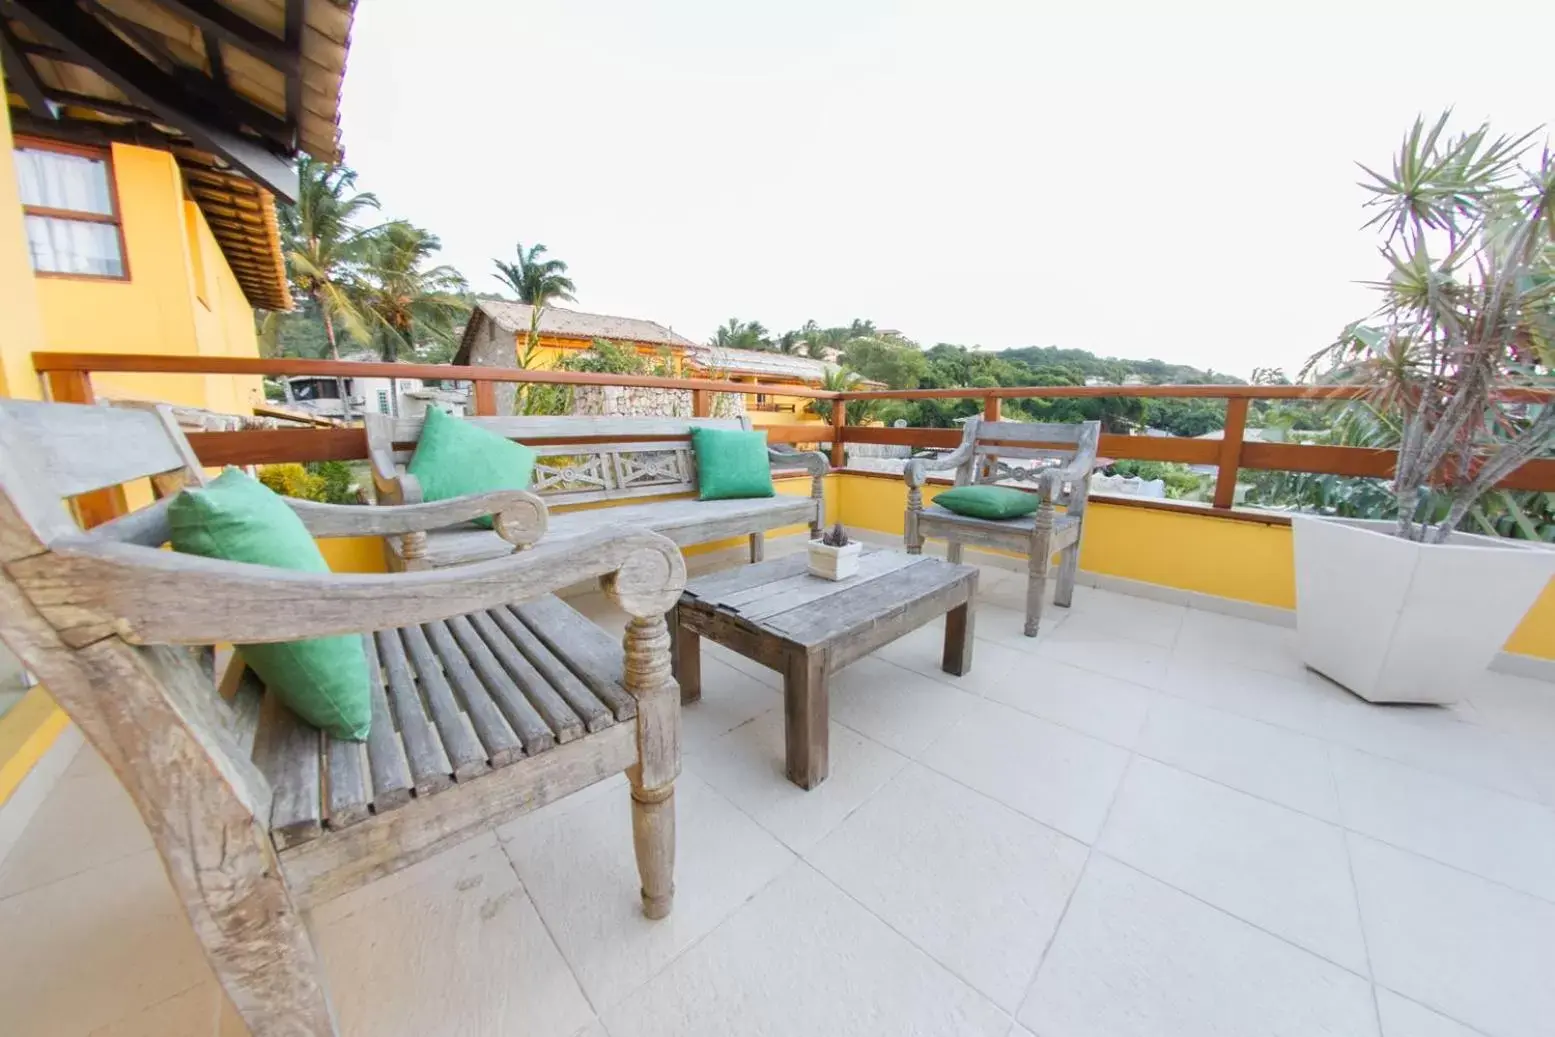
[0,399,687,1037]
[906,417,1100,636]
[366,414,829,570]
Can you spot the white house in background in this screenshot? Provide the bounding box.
[282,352,469,421]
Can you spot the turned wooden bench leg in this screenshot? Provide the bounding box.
[749,532,765,563]
[623,614,679,919]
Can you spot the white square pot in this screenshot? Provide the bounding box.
[1292,516,1555,704]
[808,539,862,581]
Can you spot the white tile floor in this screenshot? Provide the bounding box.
[3,540,1555,1037]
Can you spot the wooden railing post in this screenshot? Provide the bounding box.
[829,399,846,468]
[1212,397,1249,510]
[42,369,126,528]
[983,394,1001,423]
[692,389,711,418]
[473,380,497,416]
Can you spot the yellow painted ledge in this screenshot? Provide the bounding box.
[0,687,69,807]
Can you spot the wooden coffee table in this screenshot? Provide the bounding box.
[671,547,978,789]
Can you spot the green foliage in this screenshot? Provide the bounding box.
[1107,460,1210,500]
[257,461,356,505]
[710,318,771,351]
[840,337,928,389]
[1143,398,1224,438]
[354,222,470,364]
[523,339,668,415]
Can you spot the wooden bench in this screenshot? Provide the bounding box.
[0,399,687,1037]
[366,414,830,570]
[905,417,1100,636]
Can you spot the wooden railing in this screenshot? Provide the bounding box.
[30,352,1555,528]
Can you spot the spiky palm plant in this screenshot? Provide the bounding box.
[1306,112,1555,542]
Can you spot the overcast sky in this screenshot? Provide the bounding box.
[338,0,1552,380]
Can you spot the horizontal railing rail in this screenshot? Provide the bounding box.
[31,352,1555,530]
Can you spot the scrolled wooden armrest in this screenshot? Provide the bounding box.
[284,491,548,546]
[13,525,685,648]
[1037,457,1093,502]
[904,441,974,488]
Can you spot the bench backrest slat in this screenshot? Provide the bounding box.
[368,413,758,507]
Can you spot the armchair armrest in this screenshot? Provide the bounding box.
[1037,455,1096,503]
[14,525,685,648]
[905,440,975,489]
[284,491,548,547]
[767,445,828,478]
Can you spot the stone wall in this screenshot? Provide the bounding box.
[570,385,745,419]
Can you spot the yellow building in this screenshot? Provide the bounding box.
[0,0,353,805]
[455,300,844,422]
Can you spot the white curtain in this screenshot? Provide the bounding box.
[14,148,113,214]
[24,216,123,277]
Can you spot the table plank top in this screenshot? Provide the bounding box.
[680,547,977,648]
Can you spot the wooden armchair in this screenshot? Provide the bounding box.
[905,418,1101,636]
[0,399,687,1037]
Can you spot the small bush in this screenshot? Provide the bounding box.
[258,461,358,504]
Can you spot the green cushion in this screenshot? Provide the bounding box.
[692,426,775,501]
[935,484,1041,520]
[408,407,537,529]
[168,468,372,741]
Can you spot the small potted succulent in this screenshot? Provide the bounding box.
[808,522,862,580]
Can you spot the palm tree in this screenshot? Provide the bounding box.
[774,329,806,355]
[492,242,577,306]
[281,157,378,363]
[493,242,578,393]
[354,222,469,369]
[710,318,771,351]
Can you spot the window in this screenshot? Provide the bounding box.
[14,140,127,279]
[291,378,341,401]
[377,389,390,414]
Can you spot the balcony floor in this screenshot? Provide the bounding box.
[3,537,1554,1036]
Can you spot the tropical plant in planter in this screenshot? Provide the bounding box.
[1294,112,1555,704]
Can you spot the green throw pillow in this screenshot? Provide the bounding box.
[692,426,775,501]
[935,485,1041,520]
[408,407,537,529]
[168,468,372,741]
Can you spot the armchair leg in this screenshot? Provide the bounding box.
[905,492,923,555]
[1026,508,1056,637]
[623,614,679,919]
[1055,542,1080,608]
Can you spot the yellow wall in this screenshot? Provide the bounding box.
[27,143,263,413]
[830,472,1554,661]
[0,117,268,805]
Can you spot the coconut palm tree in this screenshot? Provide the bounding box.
[281,157,378,363]
[492,242,577,306]
[354,222,469,367]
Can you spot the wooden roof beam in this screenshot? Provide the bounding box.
[1,20,54,119]
[155,0,298,74]
[8,0,299,201]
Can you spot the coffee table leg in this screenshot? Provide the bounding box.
[670,609,701,704]
[942,600,975,676]
[784,652,829,789]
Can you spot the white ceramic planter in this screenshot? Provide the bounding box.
[808,539,862,581]
[1291,516,1555,704]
